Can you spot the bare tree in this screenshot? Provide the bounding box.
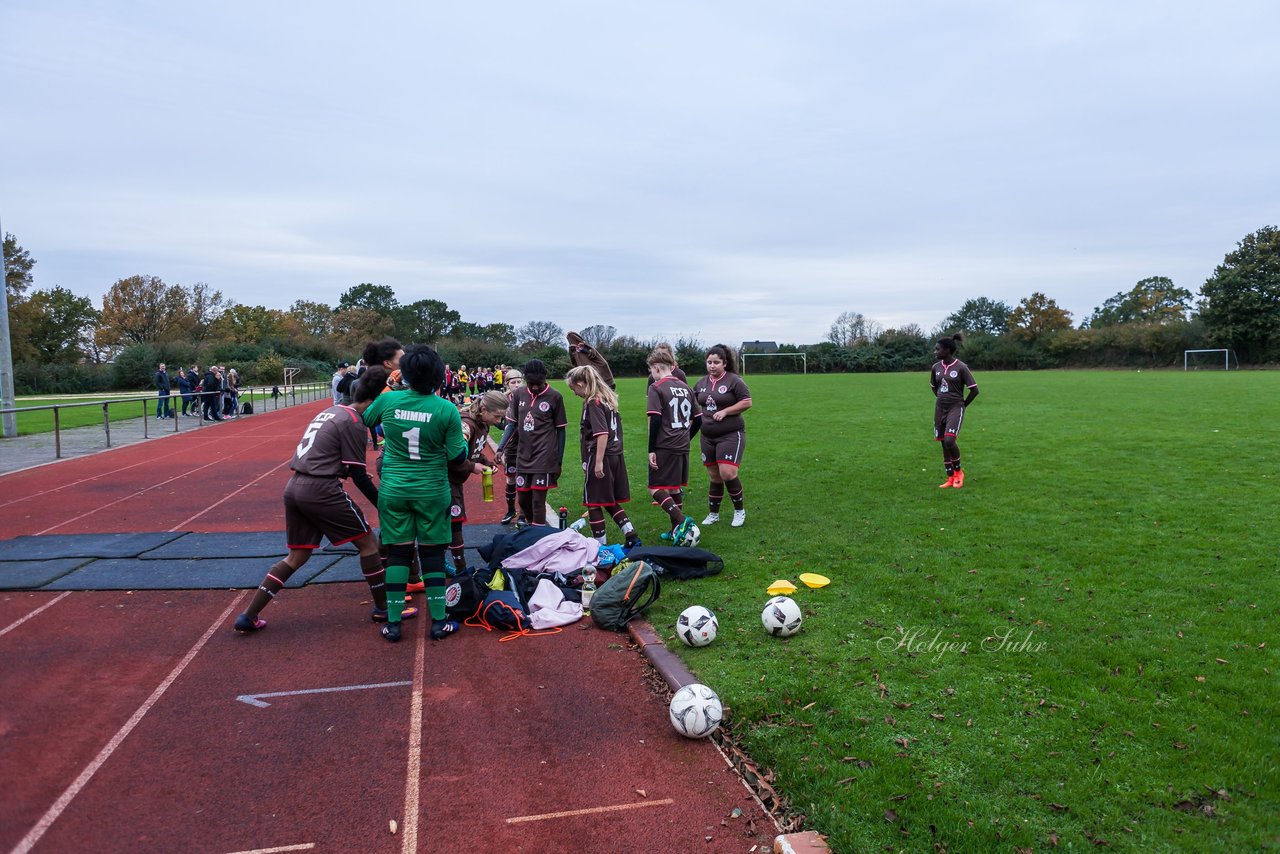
[517,320,564,349]
[578,324,617,350]
[827,311,882,347]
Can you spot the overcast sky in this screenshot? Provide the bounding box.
[3,1,1277,346]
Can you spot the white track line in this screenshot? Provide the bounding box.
[168,458,293,531]
[401,617,427,854]
[506,798,675,824]
[11,591,247,854]
[33,441,275,535]
[224,845,315,854]
[0,591,72,638]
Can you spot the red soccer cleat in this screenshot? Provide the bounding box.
[952,470,965,488]
[938,474,956,488]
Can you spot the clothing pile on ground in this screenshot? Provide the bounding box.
[444,527,723,636]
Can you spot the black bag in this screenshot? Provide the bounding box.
[590,560,660,631]
[624,546,723,580]
[241,401,253,415]
[444,568,489,618]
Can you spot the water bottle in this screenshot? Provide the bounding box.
[569,513,588,532]
[558,506,568,529]
[481,468,494,502]
[581,567,596,614]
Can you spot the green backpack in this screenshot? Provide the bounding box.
[590,560,661,631]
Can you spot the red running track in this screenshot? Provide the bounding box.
[0,402,775,852]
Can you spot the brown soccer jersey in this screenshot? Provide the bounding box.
[567,332,615,388]
[646,376,701,450]
[290,405,369,477]
[930,359,977,406]
[506,385,567,472]
[693,372,751,439]
[448,412,491,485]
[579,398,623,462]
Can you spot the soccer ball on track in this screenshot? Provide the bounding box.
[761,595,803,637]
[676,605,718,647]
[668,683,723,738]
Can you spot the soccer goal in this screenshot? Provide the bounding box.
[740,352,807,374]
[1183,349,1239,371]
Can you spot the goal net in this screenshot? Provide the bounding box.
[740,353,807,374]
[1183,349,1239,371]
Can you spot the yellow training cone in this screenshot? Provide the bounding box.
[767,579,797,596]
[799,573,830,589]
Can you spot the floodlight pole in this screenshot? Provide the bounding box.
[0,215,18,438]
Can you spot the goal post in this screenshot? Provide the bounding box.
[1183,349,1239,371]
[740,352,807,375]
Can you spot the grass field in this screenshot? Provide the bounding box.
[552,371,1278,852]
[7,386,327,436]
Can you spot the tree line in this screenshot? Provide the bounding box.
[3,225,1276,394]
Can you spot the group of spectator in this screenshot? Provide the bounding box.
[155,362,242,421]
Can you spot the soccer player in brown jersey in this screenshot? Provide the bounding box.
[565,365,640,547]
[694,344,752,527]
[233,367,413,633]
[646,346,702,540]
[504,359,567,527]
[495,369,525,525]
[567,330,616,389]
[931,333,979,488]
[446,391,506,570]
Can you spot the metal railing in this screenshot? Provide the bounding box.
[0,382,330,460]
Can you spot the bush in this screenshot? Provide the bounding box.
[110,344,160,389]
[12,361,113,395]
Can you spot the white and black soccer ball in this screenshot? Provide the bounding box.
[676,522,701,548]
[668,682,723,738]
[677,605,718,647]
[761,595,803,637]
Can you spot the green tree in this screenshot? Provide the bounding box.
[96,275,190,346]
[288,299,334,338]
[4,232,36,300]
[943,297,1012,335]
[1199,226,1280,363]
[331,307,394,352]
[397,298,459,344]
[1008,292,1073,341]
[337,283,400,316]
[213,304,291,343]
[1086,276,1193,327]
[186,282,231,342]
[25,286,100,362]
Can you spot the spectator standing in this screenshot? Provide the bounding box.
[202,366,223,421]
[155,363,173,419]
[176,368,193,416]
[332,362,348,404]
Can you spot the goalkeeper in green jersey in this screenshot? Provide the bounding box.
[362,345,468,642]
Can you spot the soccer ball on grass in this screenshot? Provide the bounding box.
[668,683,723,738]
[676,605,718,647]
[761,595,803,637]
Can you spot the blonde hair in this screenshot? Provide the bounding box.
[469,390,508,417]
[565,365,618,411]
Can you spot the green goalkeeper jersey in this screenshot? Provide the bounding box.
[363,390,466,500]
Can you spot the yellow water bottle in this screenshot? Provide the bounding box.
[482,468,494,502]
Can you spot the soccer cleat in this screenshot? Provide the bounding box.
[951,470,965,488]
[234,614,267,633]
[701,512,720,526]
[406,580,426,594]
[731,509,746,527]
[939,475,955,488]
[381,622,402,643]
[671,516,695,545]
[371,606,419,622]
[500,511,517,526]
[430,619,460,640]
